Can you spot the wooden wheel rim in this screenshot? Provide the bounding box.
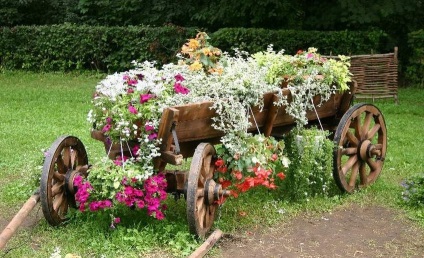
[40,135,88,226]
[333,103,387,193]
[186,143,217,238]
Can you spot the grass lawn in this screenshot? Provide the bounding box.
[0,71,423,257]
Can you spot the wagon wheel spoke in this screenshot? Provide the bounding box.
[348,161,360,187]
[366,124,381,140]
[197,198,206,226]
[56,156,67,174]
[342,147,357,156]
[70,149,78,169]
[62,147,71,170]
[204,205,212,228]
[196,188,204,198]
[352,117,362,140]
[53,171,65,182]
[361,112,372,137]
[341,155,358,175]
[359,162,368,186]
[51,181,64,197]
[52,192,66,211]
[366,158,379,172]
[345,131,359,146]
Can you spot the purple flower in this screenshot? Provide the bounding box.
[148,132,157,141]
[128,105,138,114]
[174,82,190,94]
[136,74,144,80]
[106,117,112,124]
[127,79,138,86]
[174,73,185,82]
[140,94,154,103]
[145,123,155,131]
[131,145,140,156]
[102,124,111,132]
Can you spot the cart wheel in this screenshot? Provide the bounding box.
[186,143,218,238]
[41,135,89,226]
[333,103,387,193]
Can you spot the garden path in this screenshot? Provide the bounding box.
[215,204,424,257]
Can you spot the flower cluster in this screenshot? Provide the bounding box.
[254,46,351,91]
[179,32,223,74]
[215,133,289,199]
[83,32,352,222]
[254,46,352,127]
[74,162,168,223]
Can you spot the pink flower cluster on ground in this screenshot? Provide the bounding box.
[74,175,93,212]
[74,173,168,221]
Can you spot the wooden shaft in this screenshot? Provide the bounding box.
[0,192,40,250]
[188,229,223,258]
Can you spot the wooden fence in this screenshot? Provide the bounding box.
[326,47,399,103]
[350,47,398,103]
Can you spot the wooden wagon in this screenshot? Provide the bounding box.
[39,81,387,238]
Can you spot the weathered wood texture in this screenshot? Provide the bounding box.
[164,83,355,150]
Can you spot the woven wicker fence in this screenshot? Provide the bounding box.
[350,47,398,103]
[326,47,399,103]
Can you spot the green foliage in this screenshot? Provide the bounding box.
[406,29,424,87]
[0,24,197,72]
[281,128,340,201]
[1,72,424,257]
[401,173,424,207]
[211,28,391,56]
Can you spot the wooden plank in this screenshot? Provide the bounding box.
[263,94,280,137]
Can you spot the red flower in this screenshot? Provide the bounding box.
[233,170,243,180]
[219,178,232,189]
[277,172,286,180]
[215,158,225,167]
[217,166,228,173]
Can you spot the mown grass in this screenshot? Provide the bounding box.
[0,71,423,257]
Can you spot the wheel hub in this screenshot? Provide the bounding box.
[64,169,79,195]
[358,139,378,161]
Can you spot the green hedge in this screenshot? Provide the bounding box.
[210,28,391,55]
[0,24,197,72]
[0,25,393,73]
[406,30,424,87]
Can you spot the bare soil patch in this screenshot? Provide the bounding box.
[215,204,424,258]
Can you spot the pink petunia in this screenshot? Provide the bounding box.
[174,73,185,82]
[140,93,154,103]
[144,123,155,131]
[127,79,138,86]
[128,105,138,114]
[148,132,157,141]
[173,82,190,94]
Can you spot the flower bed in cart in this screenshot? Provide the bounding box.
[79,32,352,227]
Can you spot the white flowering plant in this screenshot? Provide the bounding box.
[81,32,352,224]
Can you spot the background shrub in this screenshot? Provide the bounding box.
[0,25,393,73]
[406,30,424,87]
[210,28,391,55]
[0,24,197,72]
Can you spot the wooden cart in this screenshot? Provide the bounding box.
[39,81,387,238]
